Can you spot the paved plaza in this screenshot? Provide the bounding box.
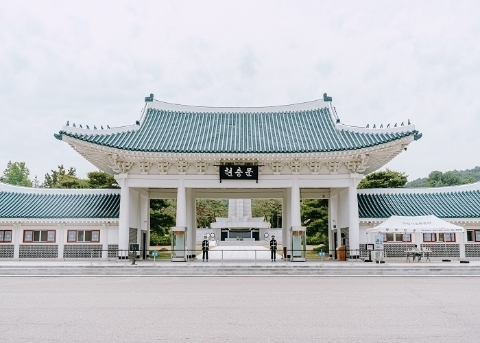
[1,276,479,342]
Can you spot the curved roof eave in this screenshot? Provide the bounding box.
[56,97,420,154]
[358,182,480,195]
[0,183,120,220]
[0,218,120,223]
[358,182,480,219]
[0,182,120,195]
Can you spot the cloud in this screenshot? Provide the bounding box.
[0,0,479,182]
[239,47,257,78]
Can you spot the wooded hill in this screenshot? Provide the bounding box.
[406,166,480,188]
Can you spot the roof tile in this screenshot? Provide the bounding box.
[59,107,417,153]
[358,190,480,219]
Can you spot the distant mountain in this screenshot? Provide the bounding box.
[406,166,480,188]
[406,177,429,188]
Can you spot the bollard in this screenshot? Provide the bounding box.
[254,250,257,266]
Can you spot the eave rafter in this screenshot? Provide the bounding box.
[360,218,480,225]
[0,218,119,225]
[64,134,414,176]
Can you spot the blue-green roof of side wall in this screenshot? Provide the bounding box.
[0,191,120,219]
[358,190,480,219]
[58,106,417,153]
[2,187,480,220]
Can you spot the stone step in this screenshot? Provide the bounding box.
[2,264,480,276]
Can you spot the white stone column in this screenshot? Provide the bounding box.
[185,188,196,258]
[459,231,466,259]
[329,190,339,258]
[176,178,187,228]
[117,175,130,258]
[348,182,360,257]
[290,178,301,227]
[140,192,149,259]
[102,223,109,259]
[283,188,291,258]
[13,223,20,259]
[174,178,187,260]
[289,178,301,258]
[146,197,151,258]
[130,189,140,256]
[57,223,65,260]
[336,190,344,253]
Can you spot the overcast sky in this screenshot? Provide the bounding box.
[1,0,479,183]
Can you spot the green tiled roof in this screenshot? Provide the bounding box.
[58,100,418,153]
[358,187,480,219]
[3,184,480,221]
[0,189,120,219]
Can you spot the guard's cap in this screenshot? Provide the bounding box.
[272,235,275,238]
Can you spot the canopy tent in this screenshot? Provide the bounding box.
[366,215,464,233]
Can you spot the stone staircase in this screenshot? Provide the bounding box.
[2,261,480,276]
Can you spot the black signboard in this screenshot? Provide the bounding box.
[220,165,258,183]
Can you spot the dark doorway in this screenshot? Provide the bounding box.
[142,232,147,259]
[252,229,259,241]
[334,232,337,259]
[221,229,228,241]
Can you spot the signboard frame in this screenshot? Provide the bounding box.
[219,165,259,183]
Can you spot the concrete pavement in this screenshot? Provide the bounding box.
[1,276,480,342]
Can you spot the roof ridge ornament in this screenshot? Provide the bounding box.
[324,92,341,124]
[145,93,154,102]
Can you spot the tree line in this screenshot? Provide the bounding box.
[0,161,117,189]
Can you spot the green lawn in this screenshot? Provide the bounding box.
[149,245,203,259]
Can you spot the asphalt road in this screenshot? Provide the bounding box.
[1,276,479,342]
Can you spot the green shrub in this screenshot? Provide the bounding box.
[306,236,323,245]
[150,232,171,246]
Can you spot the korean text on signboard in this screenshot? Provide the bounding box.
[220,165,258,183]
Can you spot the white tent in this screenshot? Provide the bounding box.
[366,215,464,233]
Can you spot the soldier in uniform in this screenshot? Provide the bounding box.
[202,235,209,262]
[270,235,277,262]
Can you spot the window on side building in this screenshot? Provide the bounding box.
[384,233,394,242]
[423,233,436,242]
[0,230,13,242]
[24,230,56,243]
[67,230,100,243]
[439,233,456,242]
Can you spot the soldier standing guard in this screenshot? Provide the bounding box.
[270,235,277,262]
[202,236,209,262]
